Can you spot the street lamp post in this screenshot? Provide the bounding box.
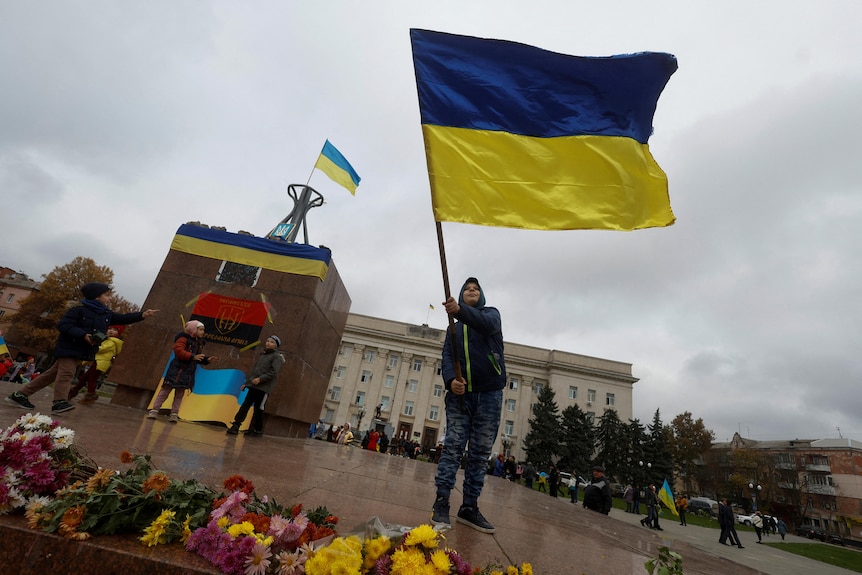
[748,482,762,511]
[639,460,652,485]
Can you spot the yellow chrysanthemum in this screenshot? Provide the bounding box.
[140,524,168,547]
[140,509,176,547]
[305,552,332,575]
[227,521,256,538]
[521,562,533,575]
[181,516,192,544]
[507,566,519,575]
[254,533,274,546]
[363,535,391,568]
[430,549,452,574]
[391,547,427,574]
[217,516,230,529]
[404,524,439,549]
[490,570,504,575]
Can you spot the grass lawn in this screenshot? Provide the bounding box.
[765,542,862,573]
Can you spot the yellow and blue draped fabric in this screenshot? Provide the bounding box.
[170,224,331,281]
[314,139,361,195]
[410,29,677,231]
[658,478,679,516]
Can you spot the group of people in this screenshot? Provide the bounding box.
[7,282,158,414]
[0,354,39,383]
[5,281,286,439]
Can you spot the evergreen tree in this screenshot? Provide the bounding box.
[557,404,595,475]
[523,385,560,468]
[625,418,649,486]
[643,409,674,487]
[595,408,628,480]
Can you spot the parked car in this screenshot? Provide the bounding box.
[559,472,588,490]
[736,513,755,526]
[687,499,716,516]
[795,524,827,541]
[826,533,846,546]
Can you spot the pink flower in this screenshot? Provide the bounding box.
[244,541,272,575]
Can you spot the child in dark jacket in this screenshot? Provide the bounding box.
[7,282,157,414]
[226,335,285,437]
[147,320,218,423]
[431,277,506,534]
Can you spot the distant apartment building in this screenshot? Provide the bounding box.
[702,433,862,541]
[320,313,637,461]
[0,268,39,324]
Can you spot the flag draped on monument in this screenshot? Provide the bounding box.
[410,29,677,231]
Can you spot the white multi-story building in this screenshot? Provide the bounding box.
[321,313,638,461]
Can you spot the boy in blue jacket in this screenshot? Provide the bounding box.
[431,277,505,534]
[7,282,158,414]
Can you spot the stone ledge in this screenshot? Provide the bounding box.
[0,514,219,575]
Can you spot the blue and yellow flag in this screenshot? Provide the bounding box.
[170,224,331,281]
[410,29,677,231]
[314,140,361,195]
[0,335,9,356]
[658,478,679,516]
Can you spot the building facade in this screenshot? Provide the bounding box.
[320,313,638,461]
[701,433,862,541]
[0,268,39,325]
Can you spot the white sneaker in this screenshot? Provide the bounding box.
[146,409,158,419]
[168,413,179,423]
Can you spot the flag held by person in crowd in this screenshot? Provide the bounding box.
[658,478,679,516]
[410,29,677,231]
[314,139,361,195]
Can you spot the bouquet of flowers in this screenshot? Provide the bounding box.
[303,523,533,575]
[186,474,338,575]
[25,450,218,541]
[0,413,78,514]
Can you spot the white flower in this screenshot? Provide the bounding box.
[51,427,75,447]
[25,495,52,510]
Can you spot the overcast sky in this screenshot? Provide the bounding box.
[2,2,860,443]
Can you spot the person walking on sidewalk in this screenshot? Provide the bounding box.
[7,282,157,414]
[568,470,580,503]
[431,277,506,534]
[147,320,217,422]
[641,484,663,530]
[718,498,744,548]
[226,335,284,437]
[752,511,764,543]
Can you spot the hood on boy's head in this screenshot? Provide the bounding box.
[458,276,486,308]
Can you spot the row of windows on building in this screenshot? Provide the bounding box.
[339,346,616,405]
[328,344,613,433]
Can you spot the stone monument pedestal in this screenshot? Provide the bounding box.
[108,223,350,437]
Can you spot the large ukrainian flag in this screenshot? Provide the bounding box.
[410,29,677,231]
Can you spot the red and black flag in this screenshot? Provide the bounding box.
[190,293,270,348]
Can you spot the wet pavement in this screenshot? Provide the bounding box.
[2,381,857,574]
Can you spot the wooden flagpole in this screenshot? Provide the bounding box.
[435,221,465,389]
